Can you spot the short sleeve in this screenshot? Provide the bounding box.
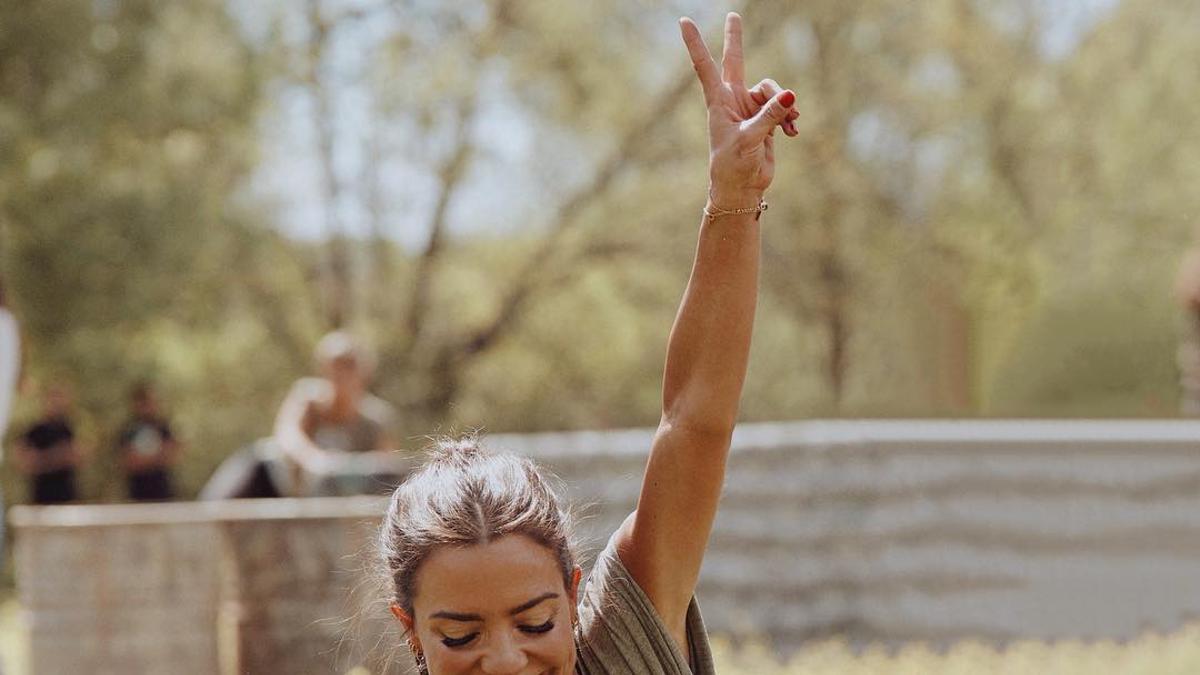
[117,422,135,450]
[574,533,716,675]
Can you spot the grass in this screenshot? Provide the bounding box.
[0,597,27,675]
[710,626,1200,674]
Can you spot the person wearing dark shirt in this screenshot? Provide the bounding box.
[16,384,83,505]
[117,383,180,502]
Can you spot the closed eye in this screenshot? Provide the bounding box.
[519,620,555,635]
[441,633,478,648]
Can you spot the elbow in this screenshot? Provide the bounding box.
[660,384,741,439]
[657,411,736,445]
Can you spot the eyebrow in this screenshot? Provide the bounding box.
[429,592,560,622]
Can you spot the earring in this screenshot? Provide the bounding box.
[406,638,427,675]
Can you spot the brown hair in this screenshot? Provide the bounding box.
[379,435,577,616]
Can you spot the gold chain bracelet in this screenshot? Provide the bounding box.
[703,191,768,223]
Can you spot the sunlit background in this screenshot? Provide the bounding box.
[2,0,1200,672]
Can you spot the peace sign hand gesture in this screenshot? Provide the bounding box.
[680,13,797,210]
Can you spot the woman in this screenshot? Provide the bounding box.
[380,13,797,674]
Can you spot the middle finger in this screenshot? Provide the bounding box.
[722,12,745,87]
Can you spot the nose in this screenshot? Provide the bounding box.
[479,633,529,674]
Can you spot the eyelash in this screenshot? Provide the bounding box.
[521,620,555,635]
[441,634,476,648]
[440,621,555,649]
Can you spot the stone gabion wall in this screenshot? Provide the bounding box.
[14,514,223,674]
[13,420,1200,673]
[11,498,405,675]
[496,420,1200,648]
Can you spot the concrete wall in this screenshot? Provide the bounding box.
[12,420,1200,673]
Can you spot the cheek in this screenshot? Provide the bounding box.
[530,614,578,666]
[424,642,476,674]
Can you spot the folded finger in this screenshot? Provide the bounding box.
[748,78,782,106]
[749,79,800,133]
[745,89,797,144]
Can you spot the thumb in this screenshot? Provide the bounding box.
[745,89,796,142]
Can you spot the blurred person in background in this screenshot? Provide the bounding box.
[272,330,408,496]
[0,280,19,457]
[0,279,21,660]
[14,382,85,505]
[201,331,410,498]
[1176,245,1200,415]
[116,382,181,502]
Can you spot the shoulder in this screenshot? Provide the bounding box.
[286,378,331,407]
[21,422,44,440]
[116,418,137,438]
[156,418,174,436]
[358,394,396,427]
[573,532,715,674]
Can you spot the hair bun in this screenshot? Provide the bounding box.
[428,434,487,466]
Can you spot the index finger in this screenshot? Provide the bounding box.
[679,17,721,105]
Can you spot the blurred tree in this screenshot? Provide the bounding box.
[0,0,293,498]
[274,0,783,430]
[1,0,1198,500]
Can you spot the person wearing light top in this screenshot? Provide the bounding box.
[200,331,410,499]
[0,281,19,456]
[272,330,410,496]
[376,14,797,674]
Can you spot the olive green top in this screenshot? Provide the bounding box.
[574,533,716,674]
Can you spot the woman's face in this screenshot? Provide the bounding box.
[400,534,581,675]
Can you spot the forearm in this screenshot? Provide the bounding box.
[276,425,333,468]
[660,200,761,433]
[273,389,337,470]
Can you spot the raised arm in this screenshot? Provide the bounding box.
[613,12,797,654]
[273,378,341,480]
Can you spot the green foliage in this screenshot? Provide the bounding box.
[0,0,291,500]
[1,0,1199,499]
[986,272,1181,417]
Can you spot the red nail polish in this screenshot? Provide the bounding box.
[780,90,795,108]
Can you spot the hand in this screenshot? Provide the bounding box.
[354,449,416,477]
[300,450,344,480]
[679,13,798,208]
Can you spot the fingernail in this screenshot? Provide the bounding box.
[780,90,795,108]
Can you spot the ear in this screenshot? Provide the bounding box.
[570,566,583,599]
[391,603,421,651]
[568,566,583,623]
